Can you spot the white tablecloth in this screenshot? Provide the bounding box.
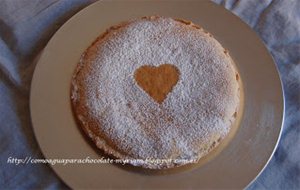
[0,0,299,189]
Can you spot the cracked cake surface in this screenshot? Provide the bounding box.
[71,16,240,169]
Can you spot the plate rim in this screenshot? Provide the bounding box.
[30,0,284,189]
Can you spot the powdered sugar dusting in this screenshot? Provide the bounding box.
[71,17,240,169]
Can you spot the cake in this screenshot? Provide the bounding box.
[71,16,240,169]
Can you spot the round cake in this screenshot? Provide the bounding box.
[71,16,240,169]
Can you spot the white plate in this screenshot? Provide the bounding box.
[30,1,284,189]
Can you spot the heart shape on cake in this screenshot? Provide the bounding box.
[134,64,180,104]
